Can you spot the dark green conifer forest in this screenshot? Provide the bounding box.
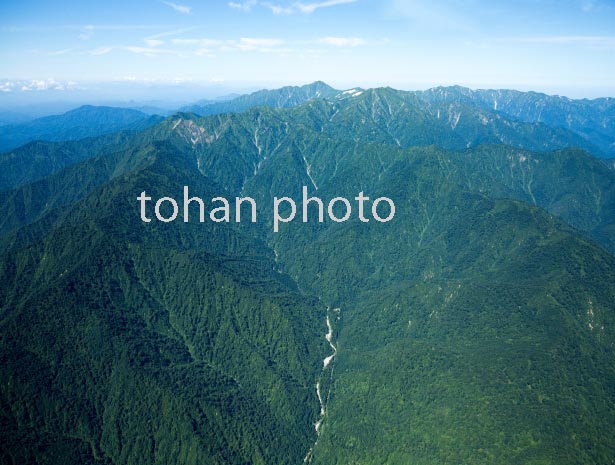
[1,82,615,464]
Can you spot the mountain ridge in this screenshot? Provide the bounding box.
[181,81,614,157]
[180,81,338,115]
[0,105,164,153]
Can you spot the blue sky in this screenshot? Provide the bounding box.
[1,0,614,99]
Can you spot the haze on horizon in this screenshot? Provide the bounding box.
[1,0,614,105]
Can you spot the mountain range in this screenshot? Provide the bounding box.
[0,106,164,153]
[416,86,615,158]
[182,81,615,158]
[1,82,615,465]
[4,81,613,158]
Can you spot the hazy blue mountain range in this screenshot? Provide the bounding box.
[0,110,33,127]
[1,83,615,465]
[0,105,164,152]
[0,102,91,126]
[416,86,615,157]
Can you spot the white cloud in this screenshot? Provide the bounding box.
[78,24,94,40]
[501,36,615,48]
[48,48,74,56]
[171,38,200,45]
[0,81,15,92]
[296,0,357,14]
[147,27,198,40]
[124,46,183,56]
[161,1,192,14]
[170,36,288,53]
[228,0,257,11]
[125,46,155,54]
[172,38,225,47]
[263,3,295,14]
[145,39,165,47]
[17,78,74,92]
[234,0,357,15]
[239,38,285,47]
[236,37,288,52]
[318,36,365,46]
[94,33,372,60]
[90,46,113,55]
[195,48,215,57]
[1,24,159,34]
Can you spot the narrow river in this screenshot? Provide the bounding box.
[304,308,339,464]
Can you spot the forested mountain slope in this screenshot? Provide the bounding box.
[1,84,615,465]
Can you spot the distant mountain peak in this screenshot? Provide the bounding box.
[0,105,163,153]
[303,80,335,90]
[179,81,339,116]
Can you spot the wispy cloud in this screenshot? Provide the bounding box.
[231,0,357,15]
[388,0,472,33]
[580,0,614,13]
[90,46,113,55]
[0,81,15,93]
[318,36,365,46]
[22,79,56,91]
[69,24,166,33]
[296,0,357,14]
[138,28,196,52]
[78,24,94,40]
[502,35,615,47]
[228,0,257,11]
[80,33,372,60]
[145,39,165,47]
[48,48,74,56]
[161,1,192,14]
[147,27,198,40]
[3,78,78,92]
[172,38,225,46]
[124,45,184,57]
[262,3,295,14]
[237,37,286,50]
[195,48,215,57]
[170,36,288,52]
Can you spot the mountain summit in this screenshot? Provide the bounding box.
[180,81,338,115]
